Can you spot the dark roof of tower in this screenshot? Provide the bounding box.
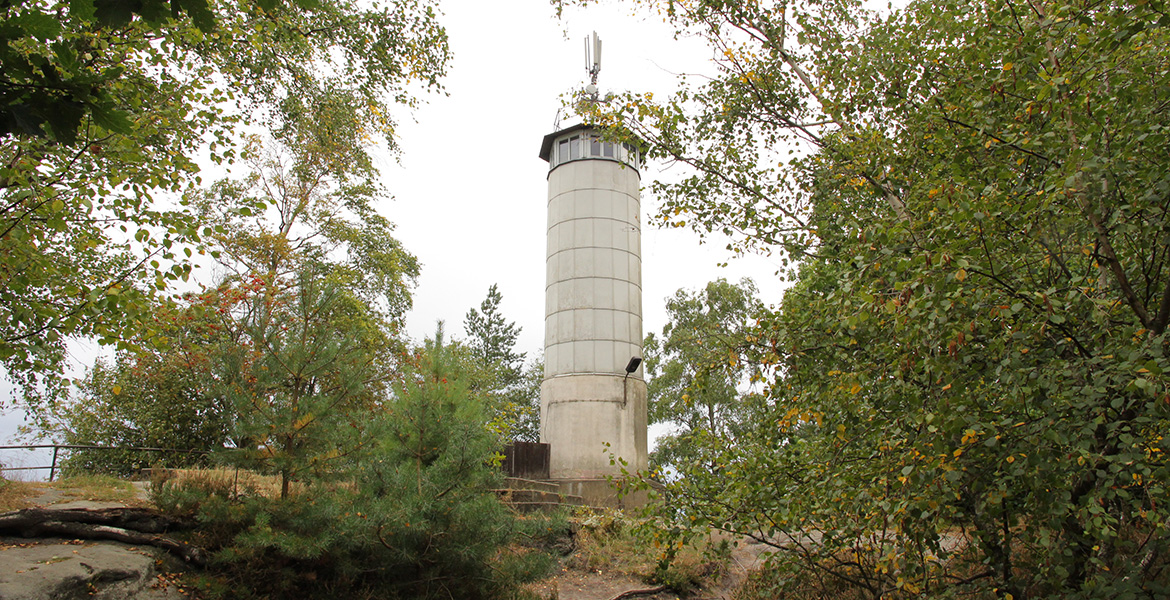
[538,122,595,163]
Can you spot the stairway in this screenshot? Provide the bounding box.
[493,477,586,513]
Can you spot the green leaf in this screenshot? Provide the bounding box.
[11,10,63,39]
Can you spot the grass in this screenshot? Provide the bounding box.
[0,478,35,512]
[150,467,325,501]
[564,508,728,595]
[48,473,143,505]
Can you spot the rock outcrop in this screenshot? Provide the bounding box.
[0,539,187,600]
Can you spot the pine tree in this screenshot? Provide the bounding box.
[155,325,559,599]
[464,284,525,378]
[463,285,540,442]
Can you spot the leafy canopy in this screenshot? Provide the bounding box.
[643,278,762,472]
[0,0,448,391]
[568,0,1170,596]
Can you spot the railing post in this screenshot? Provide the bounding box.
[49,445,59,482]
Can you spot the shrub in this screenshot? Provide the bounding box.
[154,331,561,599]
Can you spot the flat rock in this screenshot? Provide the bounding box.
[0,539,187,600]
[36,501,128,511]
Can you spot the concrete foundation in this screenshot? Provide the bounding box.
[541,374,647,479]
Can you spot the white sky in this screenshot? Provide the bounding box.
[1,0,796,474]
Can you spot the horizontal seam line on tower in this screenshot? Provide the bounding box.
[546,247,641,261]
[547,215,641,229]
[545,278,644,292]
[545,338,640,346]
[547,186,640,200]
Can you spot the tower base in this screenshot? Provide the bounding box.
[540,374,648,479]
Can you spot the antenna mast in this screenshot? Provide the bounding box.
[584,31,602,101]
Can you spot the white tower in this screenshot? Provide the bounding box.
[537,123,648,503]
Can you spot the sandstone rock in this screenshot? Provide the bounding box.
[0,540,187,600]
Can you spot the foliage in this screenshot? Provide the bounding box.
[463,284,541,442]
[154,328,559,600]
[186,133,419,499]
[465,284,525,370]
[191,129,421,319]
[1,0,216,142]
[569,0,1170,597]
[55,352,224,476]
[643,278,763,472]
[43,116,420,486]
[49,300,233,475]
[0,0,448,390]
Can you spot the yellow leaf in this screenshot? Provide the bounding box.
[1003,62,1013,71]
[955,268,968,281]
[111,385,122,395]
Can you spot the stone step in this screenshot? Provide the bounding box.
[492,479,589,513]
[507,501,567,514]
[501,477,561,493]
[493,488,562,505]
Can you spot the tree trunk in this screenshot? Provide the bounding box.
[0,507,205,565]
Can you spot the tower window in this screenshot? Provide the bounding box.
[547,130,641,171]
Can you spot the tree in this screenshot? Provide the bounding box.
[51,312,229,476]
[643,278,762,472]
[569,0,1170,597]
[45,118,421,491]
[463,284,541,442]
[154,325,560,599]
[357,325,530,598]
[191,131,421,323]
[212,272,389,499]
[193,133,420,499]
[464,284,525,377]
[1,0,448,392]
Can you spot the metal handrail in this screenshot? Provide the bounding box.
[0,444,211,482]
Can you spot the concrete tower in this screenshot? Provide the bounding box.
[538,124,648,504]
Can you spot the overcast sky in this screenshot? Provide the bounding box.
[1,0,794,474]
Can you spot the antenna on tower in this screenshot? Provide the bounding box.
[584,31,602,101]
